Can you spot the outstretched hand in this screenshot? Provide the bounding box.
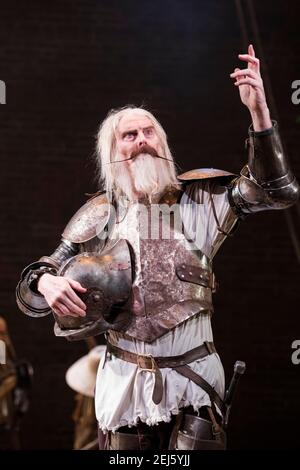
[230,44,272,130]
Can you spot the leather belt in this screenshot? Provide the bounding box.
[106,341,224,413]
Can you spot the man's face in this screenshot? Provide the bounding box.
[115,114,162,162]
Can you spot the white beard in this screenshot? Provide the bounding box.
[113,153,174,202]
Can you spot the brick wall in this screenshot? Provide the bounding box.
[0,0,299,449]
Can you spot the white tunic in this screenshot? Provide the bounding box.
[95,180,238,432]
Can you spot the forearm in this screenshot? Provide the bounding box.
[250,105,272,132]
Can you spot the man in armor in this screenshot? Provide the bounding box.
[16,45,299,450]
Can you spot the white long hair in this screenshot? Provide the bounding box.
[95,106,179,201]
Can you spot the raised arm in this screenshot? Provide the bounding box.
[228,45,299,214]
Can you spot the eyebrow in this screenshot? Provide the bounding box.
[121,129,137,137]
[121,126,154,137]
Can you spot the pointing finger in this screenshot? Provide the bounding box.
[249,44,255,57]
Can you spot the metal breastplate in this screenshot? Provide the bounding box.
[105,189,214,342]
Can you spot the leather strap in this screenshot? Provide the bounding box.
[174,365,225,415]
[208,183,233,237]
[106,341,224,411]
[107,341,216,369]
[168,411,184,450]
[175,263,217,290]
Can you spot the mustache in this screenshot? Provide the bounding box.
[108,144,173,164]
[131,143,158,159]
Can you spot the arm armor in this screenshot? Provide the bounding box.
[229,121,299,215]
[16,192,110,318]
[16,240,79,318]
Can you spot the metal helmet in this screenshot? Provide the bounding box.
[54,238,132,341]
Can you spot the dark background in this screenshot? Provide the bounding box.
[0,0,299,449]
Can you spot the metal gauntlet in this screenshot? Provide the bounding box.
[230,121,299,214]
[16,240,79,318]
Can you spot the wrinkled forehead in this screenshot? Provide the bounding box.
[117,114,154,135]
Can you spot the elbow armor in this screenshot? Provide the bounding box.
[230,121,299,214]
[16,192,110,318]
[16,240,79,318]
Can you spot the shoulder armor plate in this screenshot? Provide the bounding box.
[178,168,236,181]
[62,193,110,243]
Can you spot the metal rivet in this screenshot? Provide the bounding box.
[189,271,193,276]
[181,274,185,278]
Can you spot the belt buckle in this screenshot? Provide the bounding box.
[136,353,156,372]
